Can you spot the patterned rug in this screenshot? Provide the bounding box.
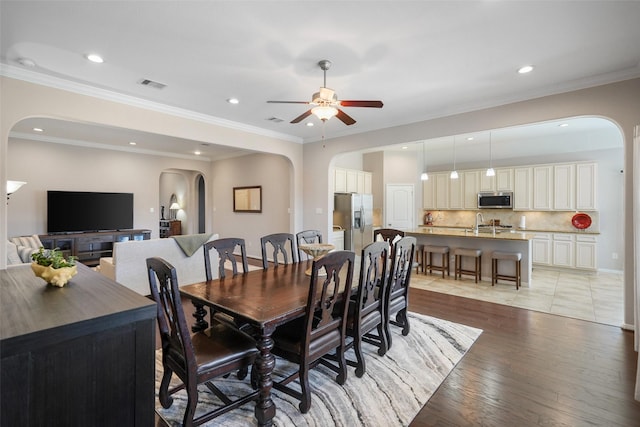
[155,312,482,426]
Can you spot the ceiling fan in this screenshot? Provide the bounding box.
[267,60,383,126]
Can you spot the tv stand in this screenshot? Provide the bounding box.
[39,229,151,267]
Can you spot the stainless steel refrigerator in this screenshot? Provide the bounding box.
[334,193,374,253]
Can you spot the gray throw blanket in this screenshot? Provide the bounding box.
[171,233,213,257]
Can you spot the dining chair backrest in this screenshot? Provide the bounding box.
[384,236,416,347]
[204,237,249,279]
[296,230,323,260]
[373,228,405,245]
[349,241,390,370]
[388,236,415,302]
[260,232,298,269]
[356,241,390,320]
[147,257,195,371]
[306,250,355,348]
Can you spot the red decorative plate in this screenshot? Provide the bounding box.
[571,213,592,229]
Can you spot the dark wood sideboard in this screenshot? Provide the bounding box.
[1,263,157,426]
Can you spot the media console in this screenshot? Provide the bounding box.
[39,229,151,266]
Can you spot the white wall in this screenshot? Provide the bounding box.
[210,152,291,259]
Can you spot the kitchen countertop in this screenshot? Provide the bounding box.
[418,225,600,235]
[409,226,535,241]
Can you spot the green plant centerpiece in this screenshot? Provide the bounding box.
[31,247,78,287]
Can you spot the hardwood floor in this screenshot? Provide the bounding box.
[155,262,640,426]
[408,288,640,426]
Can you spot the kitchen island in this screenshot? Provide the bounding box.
[408,226,535,287]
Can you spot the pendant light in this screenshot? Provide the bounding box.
[420,141,429,181]
[486,131,495,177]
[450,137,458,179]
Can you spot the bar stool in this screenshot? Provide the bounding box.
[423,245,450,278]
[492,251,522,290]
[453,248,482,283]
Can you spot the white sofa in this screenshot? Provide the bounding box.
[99,233,219,295]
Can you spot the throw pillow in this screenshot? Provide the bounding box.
[11,234,43,249]
[6,241,22,265]
[17,245,36,264]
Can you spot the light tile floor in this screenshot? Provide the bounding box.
[410,267,624,326]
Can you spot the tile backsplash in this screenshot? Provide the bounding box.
[422,210,599,233]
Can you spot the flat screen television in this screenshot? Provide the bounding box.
[47,191,134,233]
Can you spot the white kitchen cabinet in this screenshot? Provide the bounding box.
[575,234,597,269]
[552,233,575,268]
[332,168,372,194]
[533,166,553,210]
[449,172,465,209]
[576,162,597,210]
[479,172,495,192]
[514,167,533,210]
[553,163,576,210]
[346,169,358,193]
[532,233,552,265]
[363,171,372,194]
[434,172,450,210]
[334,168,347,193]
[422,177,435,209]
[496,168,513,191]
[463,170,480,209]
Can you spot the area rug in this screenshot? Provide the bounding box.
[155,312,482,426]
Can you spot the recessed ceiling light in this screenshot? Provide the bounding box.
[32,127,44,132]
[518,65,534,74]
[86,53,104,63]
[129,141,137,146]
[194,151,201,155]
[227,98,239,104]
[402,146,408,150]
[559,123,569,127]
[466,137,474,141]
[306,122,314,127]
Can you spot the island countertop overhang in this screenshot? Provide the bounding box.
[408,227,535,241]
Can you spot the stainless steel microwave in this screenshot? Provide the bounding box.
[477,191,513,209]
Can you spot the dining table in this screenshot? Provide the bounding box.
[179,261,315,427]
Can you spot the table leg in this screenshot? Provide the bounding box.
[254,331,276,426]
[191,301,209,332]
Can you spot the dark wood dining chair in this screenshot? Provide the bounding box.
[346,240,390,377]
[204,237,249,279]
[147,257,259,427]
[269,250,355,413]
[384,236,416,349]
[296,229,323,260]
[374,228,422,274]
[260,232,298,269]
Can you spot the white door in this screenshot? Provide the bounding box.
[385,184,414,230]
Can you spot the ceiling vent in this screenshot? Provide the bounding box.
[138,79,166,90]
[266,117,284,123]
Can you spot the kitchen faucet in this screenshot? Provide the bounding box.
[474,212,484,232]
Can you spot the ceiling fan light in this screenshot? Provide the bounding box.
[486,167,495,177]
[312,106,338,121]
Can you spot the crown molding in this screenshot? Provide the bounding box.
[0,63,303,144]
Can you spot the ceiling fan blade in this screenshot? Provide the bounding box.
[339,100,384,108]
[336,109,356,125]
[291,109,313,123]
[267,101,310,104]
